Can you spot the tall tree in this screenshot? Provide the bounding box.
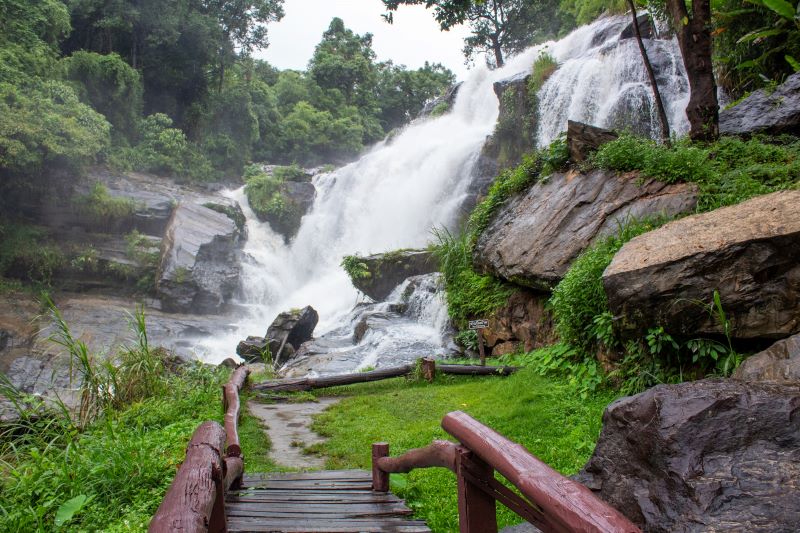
[382,0,561,68]
[663,0,719,141]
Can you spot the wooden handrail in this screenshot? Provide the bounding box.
[149,365,250,533]
[372,411,641,533]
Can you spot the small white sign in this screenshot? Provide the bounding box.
[468,319,489,330]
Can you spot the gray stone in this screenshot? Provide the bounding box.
[720,72,800,136]
[576,378,800,532]
[619,13,655,41]
[347,250,439,301]
[157,202,241,314]
[236,336,269,362]
[733,333,800,385]
[419,82,462,117]
[218,357,238,369]
[604,190,800,340]
[474,170,698,290]
[266,306,319,367]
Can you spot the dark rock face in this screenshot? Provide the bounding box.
[266,306,319,367]
[619,13,655,41]
[720,72,800,136]
[236,336,269,362]
[419,82,462,117]
[576,379,800,532]
[604,190,800,340]
[349,250,439,301]
[474,170,698,290]
[566,120,619,162]
[481,290,556,355]
[157,203,242,314]
[733,333,800,385]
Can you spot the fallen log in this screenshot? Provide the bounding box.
[252,362,520,392]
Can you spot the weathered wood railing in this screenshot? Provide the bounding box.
[372,411,641,533]
[148,365,249,533]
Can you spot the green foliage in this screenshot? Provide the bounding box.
[0,0,71,83]
[62,51,143,140]
[431,227,514,327]
[311,368,615,532]
[0,221,64,284]
[244,164,291,220]
[429,100,450,116]
[529,52,558,93]
[550,218,663,352]
[341,255,371,281]
[73,182,137,225]
[559,0,626,25]
[592,133,800,211]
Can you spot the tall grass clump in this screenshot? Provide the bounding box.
[0,299,229,531]
[431,227,513,327]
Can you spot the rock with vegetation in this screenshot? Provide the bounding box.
[474,169,698,290]
[732,333,800,385]
[236,336,269,363]
[576,378,800,532]
[342,249,439,301]
[720,72,800,136]
[566,120,619,162]
[419,82,462,117]
[244,164,317,242]
[156,203,241,314]
[266,306,319,367]
[604,190,800,340]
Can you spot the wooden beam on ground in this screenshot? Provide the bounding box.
[253,363,519,392]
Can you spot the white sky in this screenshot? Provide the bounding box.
[254,0,473,81]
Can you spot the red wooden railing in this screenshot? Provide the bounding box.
[148,366,249,533]
[372,411,641,533]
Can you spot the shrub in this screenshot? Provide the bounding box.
[0,221,65,284]
[529,52,558,93]
[73,182,137,225]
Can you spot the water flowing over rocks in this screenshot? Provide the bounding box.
[157,203,242,314]
[720,72,800,136]
[603,190,800,340]
[733,333,800,385]
[576,379,800,532]
[347,250,439,301]
[474,169,698,290]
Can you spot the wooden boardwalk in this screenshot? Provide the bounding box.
[225,469,431,532]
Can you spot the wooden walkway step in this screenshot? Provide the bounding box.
[226,469,431,532]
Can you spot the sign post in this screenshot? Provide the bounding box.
[468,319,489,366]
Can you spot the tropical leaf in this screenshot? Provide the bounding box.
[762,0,797,19]
[55,494,89,528]
[786,54,800,71]
[737,27,785,43]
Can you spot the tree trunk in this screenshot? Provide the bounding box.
[626,0,671,144]
[491,34,504,68]
[665,0,719,141]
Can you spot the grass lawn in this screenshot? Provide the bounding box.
[309,366,617,532]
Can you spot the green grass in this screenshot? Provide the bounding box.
[310,369,616,533]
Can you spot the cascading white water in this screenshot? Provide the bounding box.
[196,15,690,368]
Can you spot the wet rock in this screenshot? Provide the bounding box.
[720,72,800,136]
[236,336,268,362]
[157,203,241,314]
[733,333,800,385]
[619,13,655,40]
[575,379,800,532]
[604,190,800,340]
[474,170,698,290]
[419,82,462,117]
[260,181,316,242]
[481,290,556,354]
[267,306,319,367]
[346,250,439,301]
[218,357,238,369]
[566,120,619,163]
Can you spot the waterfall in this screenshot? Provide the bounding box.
[195,15,690,368]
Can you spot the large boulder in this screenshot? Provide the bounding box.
[566,120,618,163]
[266,306,318,367]
[157,203,241,314]
[474,170,698,290]
[346,249,439,301]
[480,290,556,355]
[720,72,800,136]
[575,379,800,532]
[733,333,800,385]
[603,190,800,340]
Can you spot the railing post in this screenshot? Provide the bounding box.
[421,357,436,382]
[456,446,497,533]
[372,442,390,492]
[209,463,227,533]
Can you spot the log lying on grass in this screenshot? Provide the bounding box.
[253,362,519,392]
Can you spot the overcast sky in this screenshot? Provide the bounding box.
[254,0,473,80]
